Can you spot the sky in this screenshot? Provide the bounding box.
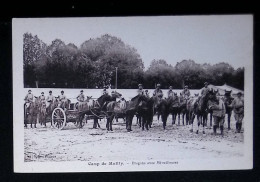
[17,15,253,69]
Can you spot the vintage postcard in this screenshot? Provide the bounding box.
[13,15,253,172]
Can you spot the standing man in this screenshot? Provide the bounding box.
[137,84,144,95]
[77,90,85,111]
[167,86,174,98]
[153,84,163,97]
[209,95,226,135]
[181,85,191,99]
[201,82,210,96]
[145,90,150,98]
[46,91,55,112]
[231,92,244,133]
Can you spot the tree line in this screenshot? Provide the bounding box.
[23,33,244,90]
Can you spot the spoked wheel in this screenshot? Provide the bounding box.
[52,108,66,130]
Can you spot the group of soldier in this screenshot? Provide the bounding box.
[24,81,244,133]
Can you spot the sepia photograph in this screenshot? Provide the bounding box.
[12,15,253,172]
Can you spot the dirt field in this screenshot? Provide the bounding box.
[24,115,244,162]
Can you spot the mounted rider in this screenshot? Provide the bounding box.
[201,82,210,96]
[137,84,144,95]
[77,90,85,111]
[24,90,34,114]
[167,86,174,98]
[39,92,46,105]
[46,90,55,111]
[102,86,109,95]
[153,84,163,98]
[231,92,244,133]
[181,85,191,99]
[57,90,67,108]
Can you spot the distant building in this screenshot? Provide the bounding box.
[202,83,244,96]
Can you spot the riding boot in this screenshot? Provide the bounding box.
[238,123,242,133]
[220,126,224,136]
[235,122,239,132]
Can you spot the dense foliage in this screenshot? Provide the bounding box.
[23,33,244,90]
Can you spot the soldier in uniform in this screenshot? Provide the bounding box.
[137,84,144,95]
[231,92,244,133]
[167,86,174,98]
[153,84,163,97]
[209,95,226,135]
[145,90,150,98]
[46,91,55,111]
[58,90,67,108]
[39,92,46,104]
[201,82,210,96]
[181,85,191,99]
[24,90,34,104]
[77,90,85,111]
[102,86,109,95]
[24,90,34,113]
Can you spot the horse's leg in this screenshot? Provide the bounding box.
[227,112,231,130]
[93,117,97,128]
[203,114,206,134]
[178,112,180,125]
[110,114,114,131]
[196,115,200,134]
[210,112,213,128]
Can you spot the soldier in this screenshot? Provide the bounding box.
[137,84,144,95]
[58,90,67,108]
[231,92,244,133]
[167,86,174,98]
[39,92,46,104]
[145,90,150,98]
[209,95,226,135]
[153,84,163,97]
[102,86,109,95]
[181,85,191,99]
[24,90,34,103]
[77,90,85,110]
[201,82,210,96]
[46,91,55,110]
[24,90,34,113]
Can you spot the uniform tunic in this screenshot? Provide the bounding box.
[210,98,226,126]
[153,89,163,97]
[77,93,85,102]
[167,90,174,98]
[181,89,190,98]
[137,89,144,95]
[46,95,55,108]
[201,87,210,96]
[24,93,33,102]
[232,97,244,123]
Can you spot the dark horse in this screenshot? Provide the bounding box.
[153,96,170,130]
[223,90,234,130]
[168,93,180,125]
[189,91,213,134]
[125,94,147,132]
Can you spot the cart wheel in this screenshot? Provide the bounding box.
[52,108,66,130]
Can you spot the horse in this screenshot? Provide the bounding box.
[178,93,188,125]
[24,96,40,128]
[190,90,216,134]
[105,92,126,131]
[39,100,47,127]
[153,95,170,130]
[167,93,180,125]
[125,94,147,132]
[223,90,234,130]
